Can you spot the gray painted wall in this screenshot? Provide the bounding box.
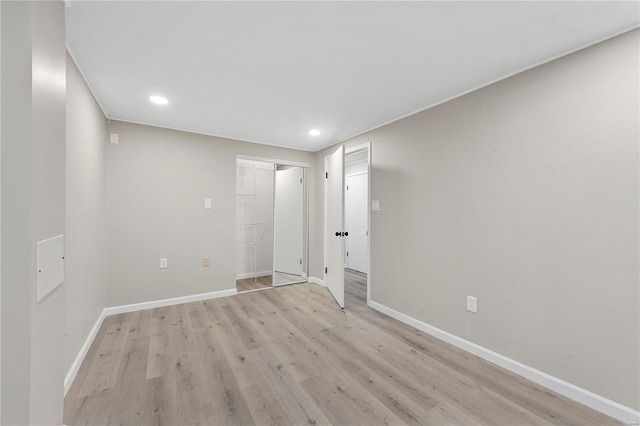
[65,55,108,374]
[106,121,315,306]
[1,2,66,424]
[313,30,639,409]
[1,4,31,422]
[0,2,3,418]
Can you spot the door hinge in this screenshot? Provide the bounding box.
[300,178,303,184]
[325,172,328,179]
[300,259,302,265]
[347,185,349,190]
[347,251,349,257]
[325,267,328,274]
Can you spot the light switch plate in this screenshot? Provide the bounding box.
[109,133,119,144]
[204,198,212,209]
[160,258,168,269]
[467,296,478,313]
[372,200,380,211]
[37,235,65,302]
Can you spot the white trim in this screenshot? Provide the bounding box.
[104,288,237,316]
[111,117,316,152]
[312,24,640,153]
[308,277,325,287]
[64,308,107,395]
[344,158,367,167]
[65,44,109,119]
[236,159,274,170]
[236,154,310,168]
[345,143,371,155]
[345,170,368,179]
[367,300,640,424]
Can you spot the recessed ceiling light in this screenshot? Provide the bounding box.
[309,129,320,136]
[150,95,168,105]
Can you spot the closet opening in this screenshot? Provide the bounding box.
[235,156,309,293]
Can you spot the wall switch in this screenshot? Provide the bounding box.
[372,200,380,211]
[203,257,210,267]
[160,258,168,269]
[467,296,478,313]
[204,198,212,209]
[109,133,119,144]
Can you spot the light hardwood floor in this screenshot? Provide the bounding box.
[236,272,306,292]
[64,273,619,425]
[236,275,272,292]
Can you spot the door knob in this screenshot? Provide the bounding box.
[343,232,349,237]
[335,232,341,237]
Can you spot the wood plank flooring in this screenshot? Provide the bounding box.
[65,272,619,425]
[236,275,272,292]
[237,272,307,292]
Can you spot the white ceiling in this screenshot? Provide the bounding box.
[66,1,639,152]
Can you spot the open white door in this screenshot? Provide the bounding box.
[324,145,345,308]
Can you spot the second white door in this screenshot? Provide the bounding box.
[346,172,368,273]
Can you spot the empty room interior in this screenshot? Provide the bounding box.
[1,1,639,425]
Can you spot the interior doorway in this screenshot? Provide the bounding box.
[324,143,371,309]
[344,146,370,309]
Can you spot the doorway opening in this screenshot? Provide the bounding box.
[323,143,371,309]
[344,147,369,309]
[235,156,309,294]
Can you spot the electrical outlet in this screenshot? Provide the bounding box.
[203,257,210,267]
[160,258,168,269]
[467,296,477,313]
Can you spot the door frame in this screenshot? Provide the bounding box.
[235,154,310,291]
[344,143,371,305]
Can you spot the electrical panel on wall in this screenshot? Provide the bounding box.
[36,235,65,302]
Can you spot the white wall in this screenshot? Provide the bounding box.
[65,54,108,374]
[106,121,314,306]
[313,29,639,409]
[1,2,66,424]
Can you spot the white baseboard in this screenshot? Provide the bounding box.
[308,277,325,287]
[64,308,107,395]
[65,288,237,395]
[104,288,237,316]
[367,300,640,424]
